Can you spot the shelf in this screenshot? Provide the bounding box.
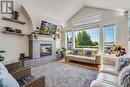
[2,31,26,36]
[2,17,26,25]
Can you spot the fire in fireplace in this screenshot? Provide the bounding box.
[40,44,52,57]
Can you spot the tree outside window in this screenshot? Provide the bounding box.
[75,27,99,50]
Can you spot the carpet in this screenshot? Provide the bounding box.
[32,61,98,87]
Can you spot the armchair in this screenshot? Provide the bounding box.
[5,62,45,87]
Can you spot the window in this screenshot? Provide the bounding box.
[66,32,73,50]
[103,24,116,54]
[128,17,130,30]
[128,17,130,41]
[74,27,99,50]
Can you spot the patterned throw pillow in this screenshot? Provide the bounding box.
[91,50,98,57]
[119,65,130,87]
[116,57,130,72]
[84,50,92,57]
[72,50,79,55]
[78,49,84,56]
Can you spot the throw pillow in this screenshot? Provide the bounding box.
[0,71,20,87]
[0,62,8,72]
[84,50,92,57]
[72,49,79,55]
[78,49,84,56]
[116,57,130,72]
[119,65,130,87]
[91,50,98,57]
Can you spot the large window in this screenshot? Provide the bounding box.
[74,27,99,50]
[66,32,73,50]
[128,17,130,41]
[103,24,116,53]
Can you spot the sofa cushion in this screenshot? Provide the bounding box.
[0,62,8,72]
[100,64,119,76]
[119,65,130,87]
[115,57,130,72]
[96,72,119,86]
[90,80,117,87]
[91,50,98,57]
[0,71,20,87]
[78,49,84,56]
[67,55,95,60]
[66,55,96,64]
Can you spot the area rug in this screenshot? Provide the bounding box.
[32,61,98,87]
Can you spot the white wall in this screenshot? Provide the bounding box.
[0,0,32,62]
[0,0,60,62]
[64,6,128,54]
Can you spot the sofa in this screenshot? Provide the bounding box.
[65,49,101,65]
[90,56,120,87]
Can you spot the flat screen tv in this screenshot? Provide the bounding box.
[40,21,57,35]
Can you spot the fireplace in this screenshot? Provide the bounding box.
[40,44,52,57]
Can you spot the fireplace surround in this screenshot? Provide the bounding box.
[29,35,56,59]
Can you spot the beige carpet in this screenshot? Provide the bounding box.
[32,61,98,87]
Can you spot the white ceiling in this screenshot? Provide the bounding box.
[84,0,130,12]
[22,0,130,24]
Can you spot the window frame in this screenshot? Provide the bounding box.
[73,26,100,49]
[65,31,73,50]
[103,24,117,54]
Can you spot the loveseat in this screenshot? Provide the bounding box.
[65,49,101,65]
[90,56,120,87]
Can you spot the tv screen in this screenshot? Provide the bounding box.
[40,21,57,35]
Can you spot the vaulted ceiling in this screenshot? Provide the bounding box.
[22,0,130,24]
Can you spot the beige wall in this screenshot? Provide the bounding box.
[64,6,128,54]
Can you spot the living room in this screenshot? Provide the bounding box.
[0,0,130,87]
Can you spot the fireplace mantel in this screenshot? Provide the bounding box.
[29,34,54,41]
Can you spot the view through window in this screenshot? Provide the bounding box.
[103,24,116,53]
[65,25,116,54]
[74,27,99,50]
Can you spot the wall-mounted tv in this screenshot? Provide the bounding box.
[40,21,57,35]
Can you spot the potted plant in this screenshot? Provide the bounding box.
[0,50,5,62]
[56,47,67,58]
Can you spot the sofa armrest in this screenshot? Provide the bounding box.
[11,67,31,80]
[90,80,117,87]
[103,56,117,66]
[95,54,101,64]
[22,76,45,87]
[5,62,22,72]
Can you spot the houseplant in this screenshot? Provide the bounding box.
[0,50,5,62]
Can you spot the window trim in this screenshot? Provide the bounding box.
[73,26,100,49]
[65,31,73,50]
[103,24,117,54]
